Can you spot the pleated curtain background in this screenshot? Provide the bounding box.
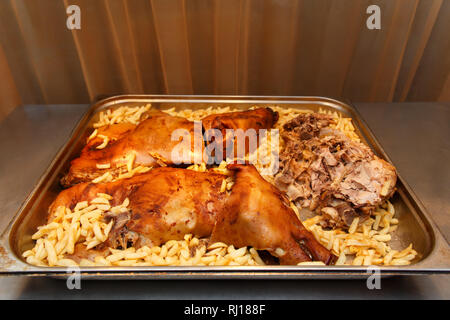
[0,0,449,121]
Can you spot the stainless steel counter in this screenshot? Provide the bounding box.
[0,102,448,299]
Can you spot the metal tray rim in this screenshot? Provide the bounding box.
[1,94,449,278]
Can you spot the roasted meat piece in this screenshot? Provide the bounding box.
[50,165,336,265]
[63,108,279,187]
[202,108,278,162]
[210,164,336,265]
[61,110,203,187]
[52,167,227,248]
[83,122,136,151]
[275,113,397,228]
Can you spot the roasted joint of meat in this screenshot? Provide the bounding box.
[52,167,227,249]
[210,165,336,265]
[50,166,336,265]
[202,108,279,162]
[62,108,279,187]
[84,122,136,150]
[61,110,203,187]
[274,113,397,228]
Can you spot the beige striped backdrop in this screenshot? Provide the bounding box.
[0,0,449,121]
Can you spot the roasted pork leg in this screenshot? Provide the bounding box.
[61,110,203,187]
[50,165,336,265]
[63,108,279,187]
[202,108,279,163]
[211,164,337,265]
[52,167,227,248]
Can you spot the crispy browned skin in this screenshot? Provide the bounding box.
[63,108,278,187]
[61,111,203,187]
[51,165,335,265]
[84,122,136,151]
[202,107,278,132]
[51,167,227,247]
[210,164,336,265]
[202,108,278,161]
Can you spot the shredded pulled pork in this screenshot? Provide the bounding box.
[274,113,397,228]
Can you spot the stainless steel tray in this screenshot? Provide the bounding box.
[1,95,449,279]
